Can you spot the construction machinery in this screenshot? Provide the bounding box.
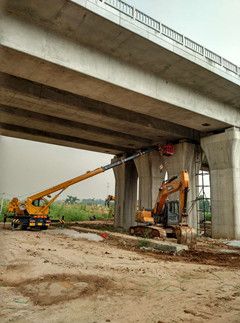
[129,170,196,245]
[105,195,115,207]
[5,146,157,230]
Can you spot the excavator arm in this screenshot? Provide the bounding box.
[153,171,189,223]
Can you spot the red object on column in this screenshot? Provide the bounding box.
[162,144,175,156]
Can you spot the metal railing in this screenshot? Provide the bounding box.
[222,58,238,74]
[205,49,222,65]
[104,0,133,17]
[99,0,239,76]
[162,24,183,44]
[185,38,204,56]
[135,9,160,31]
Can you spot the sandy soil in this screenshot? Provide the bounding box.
[1,225,240,323]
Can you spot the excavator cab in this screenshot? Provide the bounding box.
[154,200,180,227]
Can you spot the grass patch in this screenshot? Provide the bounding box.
[0,200,113,223]
[49,203,111,222]
[138,239,151,248]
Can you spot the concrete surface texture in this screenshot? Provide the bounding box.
[201,128,240,239]
[160,142,201,229]
[113,158,138,228]
[134,150,163,210]
[0,0,240,153]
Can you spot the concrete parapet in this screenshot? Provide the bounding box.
[201,127,240,239]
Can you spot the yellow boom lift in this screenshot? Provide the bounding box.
[5,146,157,230]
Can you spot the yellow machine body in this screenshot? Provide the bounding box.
[135,210,154,223]
[130,170,196,245]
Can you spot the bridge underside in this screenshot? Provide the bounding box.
[0,72,201,154]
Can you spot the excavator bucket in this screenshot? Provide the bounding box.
[175,225,197,247]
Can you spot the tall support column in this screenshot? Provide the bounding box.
[113,157,138,229]
[134,150,163,209]
[201,128,240,239]
[135,142,199,229]
[162,142,200,229]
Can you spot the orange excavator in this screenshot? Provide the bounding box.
[129,170,196,245]
[5,146,157,230]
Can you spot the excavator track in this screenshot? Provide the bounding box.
[129,225,167,240]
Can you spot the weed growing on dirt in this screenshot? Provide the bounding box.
[138,239,151,248]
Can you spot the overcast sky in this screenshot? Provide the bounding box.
[0,0,239,200]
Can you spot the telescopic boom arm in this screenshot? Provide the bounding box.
[29,146,156,202]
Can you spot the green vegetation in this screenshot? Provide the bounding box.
[204,212,212,221]
[64,195,80,205]
[138,239,151,248]
[0,199,8,222]
[197,195,211,221]
[0,199,113,223]
[49,202,112,222]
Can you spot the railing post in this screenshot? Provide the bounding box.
[133,6,136,20]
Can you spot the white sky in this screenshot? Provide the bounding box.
[1,0,239,200]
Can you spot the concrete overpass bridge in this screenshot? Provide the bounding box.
[0,0,240,238]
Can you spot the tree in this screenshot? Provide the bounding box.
[65,195,80,205]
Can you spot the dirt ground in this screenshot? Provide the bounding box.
[1,223,240,323]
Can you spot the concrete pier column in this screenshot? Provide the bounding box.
[201,128,240,239]
[113,157,138,229]
[134,150,164,210]
[162,142,200,229]
[135,142,199,228]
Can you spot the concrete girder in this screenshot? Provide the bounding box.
[0,72,199,142]
[0,11,237,132]
[201,128,240,239]
[2,0,240,108]
[0,105,154,150]
[0,123,124,154]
